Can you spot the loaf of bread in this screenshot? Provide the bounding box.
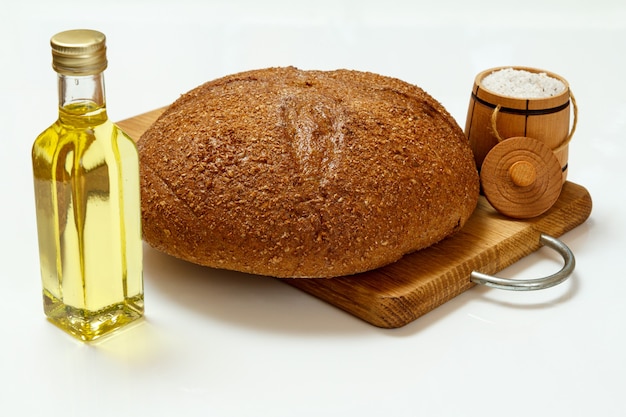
[137,67,479,278]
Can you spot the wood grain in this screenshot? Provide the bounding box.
[118,108,592,329]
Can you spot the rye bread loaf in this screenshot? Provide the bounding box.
[137,67,479,278]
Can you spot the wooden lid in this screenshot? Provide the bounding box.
[480,137,563,219]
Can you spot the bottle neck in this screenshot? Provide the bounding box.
[57,72,108,123]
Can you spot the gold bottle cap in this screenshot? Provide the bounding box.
[51,29,107,76]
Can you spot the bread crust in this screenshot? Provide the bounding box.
[138,67,479,278]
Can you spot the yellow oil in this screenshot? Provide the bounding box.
[32,101,143,341]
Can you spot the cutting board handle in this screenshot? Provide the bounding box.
[470,234,575,291]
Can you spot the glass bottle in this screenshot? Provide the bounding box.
[32,29,144,341]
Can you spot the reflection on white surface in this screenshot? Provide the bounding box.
[2,1,625,416]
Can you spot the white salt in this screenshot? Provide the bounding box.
[481,68,566,99]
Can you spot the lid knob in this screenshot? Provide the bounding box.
[509,160,537,187]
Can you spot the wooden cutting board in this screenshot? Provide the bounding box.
[118,109,593,329]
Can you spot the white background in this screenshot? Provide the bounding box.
[2,1,625,416]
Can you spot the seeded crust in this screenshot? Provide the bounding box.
[137,67,479,278]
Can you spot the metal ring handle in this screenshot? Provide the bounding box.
[470,234,575,291]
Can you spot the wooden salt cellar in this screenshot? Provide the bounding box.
[464,66,576,218]
[465,66,573,182]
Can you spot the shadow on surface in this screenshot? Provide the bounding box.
[143,244,373,335]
